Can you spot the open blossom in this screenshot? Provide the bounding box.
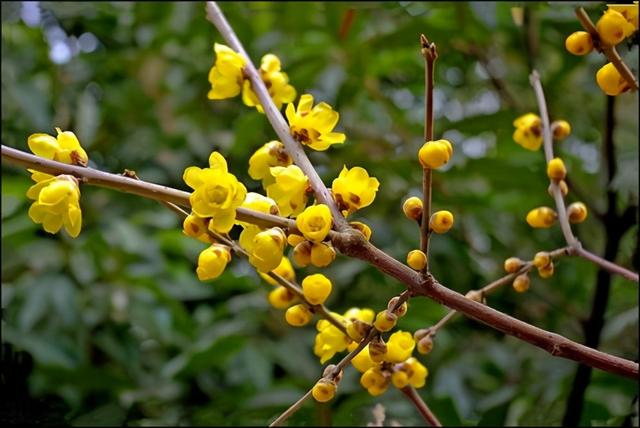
[286,94,345,151]
[332,166,379,216]
[27,175,82,238]
[296,204,332,242]
[266,165,309,217]
[248,141,292,187]
[512,113,542,151]
[242,54,297,112]
[183,151,247,233]
[28,128,88,166]
[246,227,287,273]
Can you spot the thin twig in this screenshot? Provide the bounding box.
[529,72,639,282]
[574,7,638,92]
[204,1,348,230]
[419,34,437,271]
[530,70,580,249]
[400,386,442,427]
[3,145,637,378]
[429,246,574,335]
[269,390,313,427]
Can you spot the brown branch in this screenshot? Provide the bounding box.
[429,247,574,335]
[204,1,349,230]
[576,247,638,283]
[574,7,638,92]
[400,386,442,427]
[419,34,437,271]
[3,145,637,379]
[269,390,313,427]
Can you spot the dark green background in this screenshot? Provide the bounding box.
[1,2,638,426]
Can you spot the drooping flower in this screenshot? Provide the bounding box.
[286,94,346,151]
[27,175,82,237]
[248,141,293,187]
[207,43,246,100]
[28,128,88,166]
[197,243,232,281]
[332,166,379,216]
[266,165,309,217]
[236,192,279,228]
[183,213,216,244]
[259,256,296,286]
[247,227,287,273]
[183,151,247,233]
[242,54,297,112]
[512,113,542,151]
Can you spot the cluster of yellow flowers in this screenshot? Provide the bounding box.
[25,129,88,238]
[504,250,558,293]
[564,4,638,96]
[208,43,296,111]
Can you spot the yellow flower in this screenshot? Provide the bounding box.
[286,94,346,151]
[351,345,377,373]
[183,151,247,233]
[314,315,350,363]
[310,242,336,267]
[608,4,639,29]
[512,113,542,151]
[360,366,389,396]
[596,62,629,96]
[207,43,245,100]
[312,379,337,403]
[248,141,292,187]
[301,273,332,305]
[196,244,232,281]
[285,304,313,326]
[405,357,428,388]
[384,331,415,363]
[242,54,297,113]
[28,128,88,166]
[247,227,287,273]
[236,192,279,229]
[266,165,309,217]
[259,256,296,286]
[332,166,379,216]
[268,286,296,309]
[296,204,333,242]
[27,175,82,237]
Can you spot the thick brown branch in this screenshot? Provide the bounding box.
[4,144,637,379]
[574,7,638,92]
[204,1,348,230]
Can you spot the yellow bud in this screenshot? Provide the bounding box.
[368,337,388,363]
[259,256,296,286]
[417,335,434,354]
[351,345,376,373]
[312,379,337,403]
[407,249,427,271]
[596,9,633,45]
[402,197,423,221]
[347,319,370,342]
[183,214,214,244]
[547,158,567,181]
[538,261,555,279]
[564,31,594,55]
[405,357,428,388]
[310,242,337,267]
[391,370,410,389]
[596,63,628,96]
[287,233,306,247]
[268,286,296,309]
[526,207,557,229]
[429,210,454,234]
[567,202,588,224]
[374,310,397,332]
[504,257,524,274]
[248,227,286,273]
[512,274,530,293]
[388,297,408,318]
[533,251,551,269]
[292,241,312,267]
[302,273,333,305]
[196,244,232,281]
[349,221,372,240]
[549,180,569,198]
[296,204,333,242]
[285,304,313,326]
[418,139,453,169]
[552,120,571,140]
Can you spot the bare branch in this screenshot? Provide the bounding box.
[400,386,442,427]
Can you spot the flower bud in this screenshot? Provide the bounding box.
[312,379,337,403]
[538,261,555,279]
[526,207,557,228]
[403,197,423,221]
[567,202,588,224]
[292,241,312,267]
[533,251,551,269]
[407,249,427,271]
[429,210,454,234]
[418,139,453,169]
[512,274,530,293]
[547,158,567,181]
[564,31,593,55]
[285,304,313,326]
[374,310,397,332]
[552,120,571,140]
[504,257,524,273]
[310,242,337,267]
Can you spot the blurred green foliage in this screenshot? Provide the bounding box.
[1,1,638,426]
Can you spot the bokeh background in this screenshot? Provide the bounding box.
[1,1,638,426]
